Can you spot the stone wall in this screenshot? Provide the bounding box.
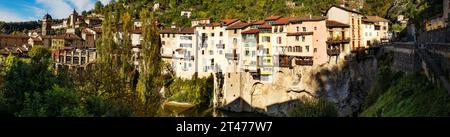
[218,53,379,117]
[418,27,450,43]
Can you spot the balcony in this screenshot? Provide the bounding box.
[216,44,225,49]
[225,53,239,60]
[327,37,350,44]
[327,48,340,56]
[295,59,313,66]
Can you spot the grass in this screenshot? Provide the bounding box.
[288,98,338,117]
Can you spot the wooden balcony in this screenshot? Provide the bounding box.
[327,37,350,44]
[295,59,313,66]
[327,48,340,56]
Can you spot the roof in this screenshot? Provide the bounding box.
[251,20,265,25]
[160,27,195,34]
[54,33,82,40]
[207,22,222,27]
[326,5,363,15]
[363,16,389,22]
[272,17,291,25]
[265,16,282,21]
[178,27,195,34]
[326,20,350,28]
[286,32,314,36]
[0,34,30,39]
[226,22,250,30]
[241,29,259,34]
[258,23,272,29]
[222,19,240,26]
[289,16,327,23]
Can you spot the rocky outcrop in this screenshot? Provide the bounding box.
[219,54,379,117]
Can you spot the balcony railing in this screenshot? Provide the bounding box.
[295,59,313,66]
[216,44,225,49]
[327,37,350,44]
[327,48,340,56]
[225,53,239,60]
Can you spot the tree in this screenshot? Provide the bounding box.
[136,8,162,116]
[95,1,104,13]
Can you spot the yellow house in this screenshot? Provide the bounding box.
[258,23,273,78]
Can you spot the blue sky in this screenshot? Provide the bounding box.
[0,0,111,22]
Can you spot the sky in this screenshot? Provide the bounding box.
[0,0,111,22]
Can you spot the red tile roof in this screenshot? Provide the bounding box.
[326,20,350,28]
[54,33,82,40]
[289,16,328,23]
[160,27,194,34]
[241,29,260,34]
[207,22,222,27]
[179,27,195,34]
[363,16,389,22]
[265,16,282,21]
[258,23,272,29]
[272,17,291,25]
[160,28,179,34]
[252,20,265,25]
[222,19,240,25]
[226,22,250,30]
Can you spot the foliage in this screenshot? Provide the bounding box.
[167,75,214,106]
[0,21,40,34]
[360,73,450,117]
[288,97,338,117]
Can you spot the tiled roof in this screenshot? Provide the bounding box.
[222,19,240,25]
[258,23,272,29]
[326,20,350,28]
[179,27,195,34]
[54,33,82,40]
[241,29,259,34]
[160,27,194,34]
[251,20,265,25]
[265,16,282,21]
[363,16,389,22]
[286,32,314,36]
[289,16,327,23]
[207,22,222,27]
[226,22,250,30]
[160,28,179,34]
[272,17,291,25]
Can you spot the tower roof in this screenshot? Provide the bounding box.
[43,13,52,20]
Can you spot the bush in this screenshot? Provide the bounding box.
[360,74,450,117]
[167,75,214,106]
[288,98,338,117]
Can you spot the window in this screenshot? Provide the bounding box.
[274,27,278,33]
[296,27,299,32]
[202,50,204,55]
[202,26,205,30]
[180,43,192,48]
[219,50,223,54]
[220,32,223,36]
[305,45,310,52]
[251,51,256,56]
[209,50,213,55]
[234,29,237,34]
[280,26,284,32]
[211,33,215,37]
[245,50,250,56]
[162,34,165,38]
[303,27,306,32]
[262,36,270,42]
[233,38,237,45]
[172,34,175,38]
[265,48,269,54]
[314,27,317,30]
[295,36,299,41]
[162,41,165,45]
[288,46,292,52]
[277,37,282,44]
[180,36,192,40]
[302,36,305,42]
[314,48,317,53]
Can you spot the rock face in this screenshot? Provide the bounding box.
[218,55,379,117]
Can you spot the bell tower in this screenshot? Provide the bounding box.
[42,13,52,36]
